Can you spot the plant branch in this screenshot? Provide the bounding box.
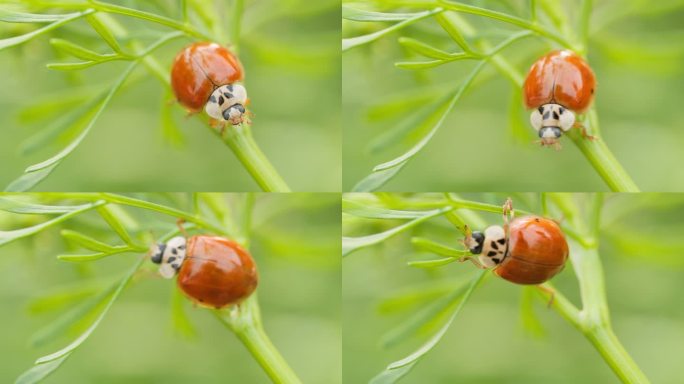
[214,294,302,384]
[216,125,291,192]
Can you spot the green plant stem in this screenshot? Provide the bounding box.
[438,0,577,50]
[218,125,291,192]
[568,111,639,192]
[535,195,649,384]
[214,295,302,384]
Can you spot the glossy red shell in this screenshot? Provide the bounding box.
[170,42,244,112]
[177,235,258,308]
[494,216,569,285]
[523,50,596,113]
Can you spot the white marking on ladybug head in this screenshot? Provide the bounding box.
[476,225,507,268]
[530,107,543,131]
[204,84,248,125]
[150,236,187,279]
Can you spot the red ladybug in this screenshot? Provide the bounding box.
[464,201,568,284]
[523,50,596,148]
[151,235,258,308]
[170,42,249,125]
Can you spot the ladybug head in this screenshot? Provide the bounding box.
[468,231,485,254]
[149,236,187,279]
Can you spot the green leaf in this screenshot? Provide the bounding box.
[171,286,196,338]
[160,94,186,148]
[60,230,118,252]
[367,91,451,154]
[351,164,405,192]
[343,200,438,219]
[0,11,93,52]
[411,237,467,257]
[0,201,105,246]
[34,257,144,365]
[342,8,442,51]
[435,12,471,52]
[17,257,144,383]
[508,88,531,143]
[370,271,486,384]
[520,286,546,337]
[5,164,58,192]
[380,280,470,348]
[29,283,117,347]
[357,61,486,188]
[49,38,109,61]
[342,6,425,22]
[56,247,133,262]
[0,10,79,23]
[398,37,454,59]
[342,207,453,257]
[377,281,458,315]
[12,61,138,190]
[14,354,70,384]
[86,13,122,53]
[46,61,113,71]
[19,94,105,156]
[407,257,458,268]
[0,198,88,214]
[96,204,135,245]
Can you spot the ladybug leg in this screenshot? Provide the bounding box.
[537,284,555,308]
[458,256,486,269]
[573,122,596,141]
[176,218,188,237]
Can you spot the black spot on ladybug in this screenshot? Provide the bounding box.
[491,241,499,250]
[487,251,497,257]
[543,111,550,119]
[223,92,233,99]
[535,218,540,222]
[227,84,234,92]
[209,95,216,103]
[199,298,204,302]
[168,256,176,263]
[558,107,564,115]
[553,111,559,120]
[492,257,501,264]
[171,263,180,270]
[497,238,506,245]
[538,106,543,114]
[591,88,594,94]
[171,248,177,255]
[218,95,225,105]
[179,245,185,250]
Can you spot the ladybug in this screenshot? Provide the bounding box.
[151,235,258,308]
[463,200,568,285]
[523,50,596,148]
[170,42,249,126]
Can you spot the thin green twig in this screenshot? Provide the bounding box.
[214,294,302,384]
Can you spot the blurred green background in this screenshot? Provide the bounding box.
[0,0,340,191]
[343,193,684,383]
[0,193,341,383]
[342,0,684,191]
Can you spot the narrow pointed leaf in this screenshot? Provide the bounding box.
[0,10,93,51]
[86,13,122,53]
[398,37,453,59]
[50,38,109,61]
[343,6,426,22]
[60,230,118,252]
[343,9,442,51]
[0,201,105,246]
[370,271,486,383]
[343,207,452,256]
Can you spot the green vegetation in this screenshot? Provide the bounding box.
[343,193,684,383]
[0,0,340,191]
[342,0,684,191]
[0,193,341,383]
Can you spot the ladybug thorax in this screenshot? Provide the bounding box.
[530,103,575,144]
[204,84,248,125]
[150,236,187,279]
[476,225,508,268]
